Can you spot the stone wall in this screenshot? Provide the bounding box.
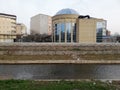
[0,43,120,55]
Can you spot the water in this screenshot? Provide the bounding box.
[0,64,120,80]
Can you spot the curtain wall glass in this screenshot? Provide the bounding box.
[54,22,76,43]
[61,23,65,42]
[66,23,71,42]
[73,23,76,42]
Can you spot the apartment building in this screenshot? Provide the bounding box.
[16,23,27,35]
[0,13,17,42]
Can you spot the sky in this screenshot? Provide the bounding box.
[0,0,120,34]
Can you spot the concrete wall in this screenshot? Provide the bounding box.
[77,19,96,43]
[0,43,120,55]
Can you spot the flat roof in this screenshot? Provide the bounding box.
[0,13,16,17]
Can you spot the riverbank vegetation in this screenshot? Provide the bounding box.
[0,55,73,60]
[79,54,120,60]
[0,54,120,60]
[0,80,119,90]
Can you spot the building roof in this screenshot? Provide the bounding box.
[0,13,16,17]
[56,8,79,15]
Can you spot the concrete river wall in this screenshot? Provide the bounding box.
[0,43,120,64]
[0,43,120,55]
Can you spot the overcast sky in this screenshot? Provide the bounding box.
[0,0,120,34]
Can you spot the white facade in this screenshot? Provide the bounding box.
[30,14,52,35]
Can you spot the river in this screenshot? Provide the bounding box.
[0,64,120,80]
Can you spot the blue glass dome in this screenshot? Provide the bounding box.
[56,8,79,15]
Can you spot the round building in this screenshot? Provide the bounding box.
[52,8,79,43]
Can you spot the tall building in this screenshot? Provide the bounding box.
[30,14,52,35]
[0,13,17,42]
[16,23,27,35]
[52,8,107,43]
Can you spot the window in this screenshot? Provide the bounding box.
[61,23,65,42]
[66,23,71,42]
[96,21,106,42]
[54,22,76,43]
[73,23,76,42]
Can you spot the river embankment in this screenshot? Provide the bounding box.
[0,43,120,64]
[1,60,120,64]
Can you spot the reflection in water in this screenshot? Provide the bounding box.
[0,64,120,80]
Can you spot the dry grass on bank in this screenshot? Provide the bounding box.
[79,54,120,60]
[0,55,74,60]
[0,54,120,60]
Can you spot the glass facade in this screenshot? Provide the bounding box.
[61,23,65,42]
[73,23,76,42]
[53,22,76,43]
[66,23,71,42]
[96,21,106,42]
[53,8,78,43]
[55,24,60,42]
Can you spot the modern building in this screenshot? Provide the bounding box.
[52,8,107,43]
[30,14,52,35]
[52,9,79,43]
[0,13,17,42]
[16,23,27,35]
